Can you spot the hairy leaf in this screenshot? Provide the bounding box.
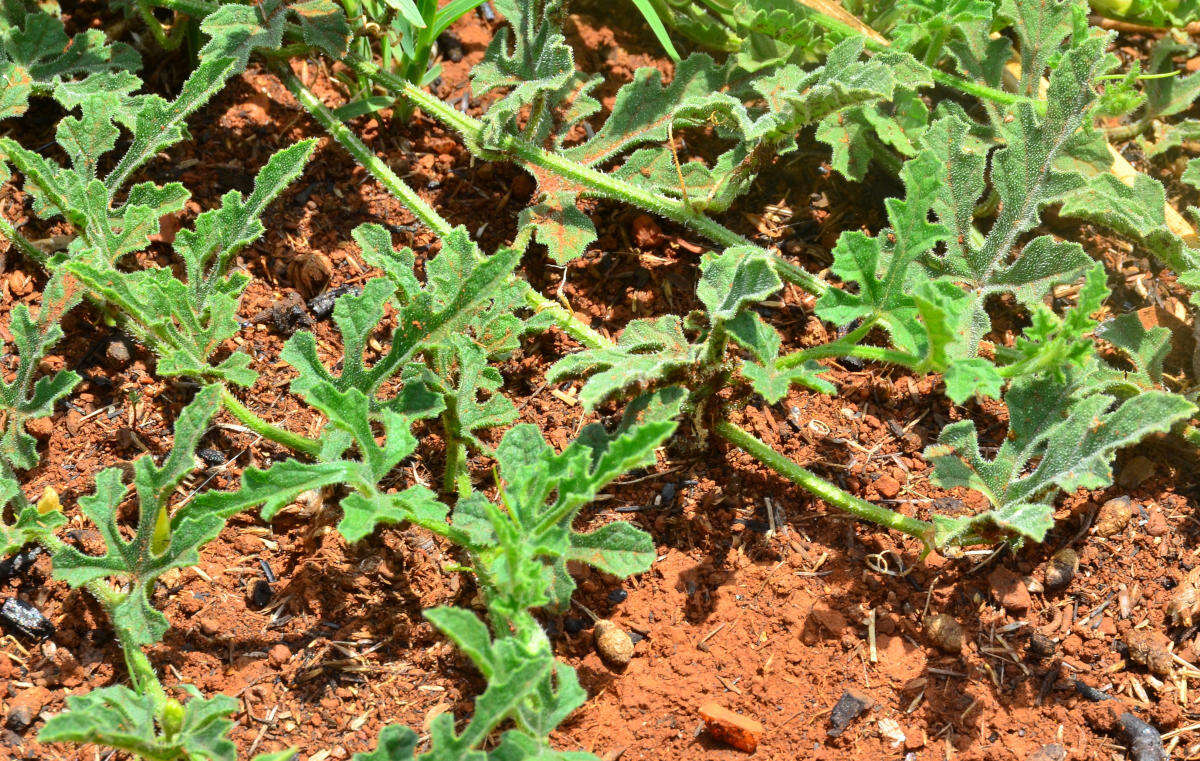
[927,374,1195,545]
[0,270,82,471]
[0,1,139,119]
[41,686,238,761]
[51,387,228,646]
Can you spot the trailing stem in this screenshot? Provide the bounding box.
[219,387,323,456]
[350,59,828,298]
[712,419,936,549]
[279,62,930,554]
[276,63,613,351]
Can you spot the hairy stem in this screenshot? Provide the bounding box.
[219,388,322,457]
[0,216,48,266]
[713,419,934,547]
[277,64,613,350]
[353,60,829,298]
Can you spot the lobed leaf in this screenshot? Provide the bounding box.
[927,374,1195,546]
[40,686,238,761]
[51,386,229,647]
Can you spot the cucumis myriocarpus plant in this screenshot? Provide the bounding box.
[1,0,1200,759]
[171,0,1196,547]
[0,4,693,760]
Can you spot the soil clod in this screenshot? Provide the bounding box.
[1125,630,1173,676]
[269,643,291,667]
[1119,456,1156,489]
[826,689,871,737]
[5,687,48,733]
[698,702,763,752]
[1028,743,1067,761]
[988,565,1031,614]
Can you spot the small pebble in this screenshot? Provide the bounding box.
[0,598,53,640]
[873,474,900,499]
[1044,548,1078,590]
[988,566,1031,614]
[197,448,225,467]
[564,617,588,635]
[198,617,223,637]
[923,613,964,654]
[1118,455,1155,489]
[1095,496,1134,537]
[827,689,870,737]
[594,619,633,669]
[699,702,763,752]
[608,588,627,604]
[105,340,130,364]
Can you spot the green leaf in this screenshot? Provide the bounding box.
[697,245,781,324]
[464,388,680,613]
[1059,172,1200,275]
[105,55,241,192]
[564,521,653,578]
[472,0,578,149]
[927,373,1195,545]
[548,316,694,409]
[65,141,314,385]
[0,269,82,471]
[285,225,522,403]
[40,686,238,761]
[51,387,227,647]
[1141,36,1200,122]
[198,1,286,68]
[0,3,139,119]
[519,191,596,265]
[725,312,834,402]
[603,41,901,211]
[291,0,351,58]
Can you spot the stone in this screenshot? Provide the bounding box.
[699,702,763,752]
